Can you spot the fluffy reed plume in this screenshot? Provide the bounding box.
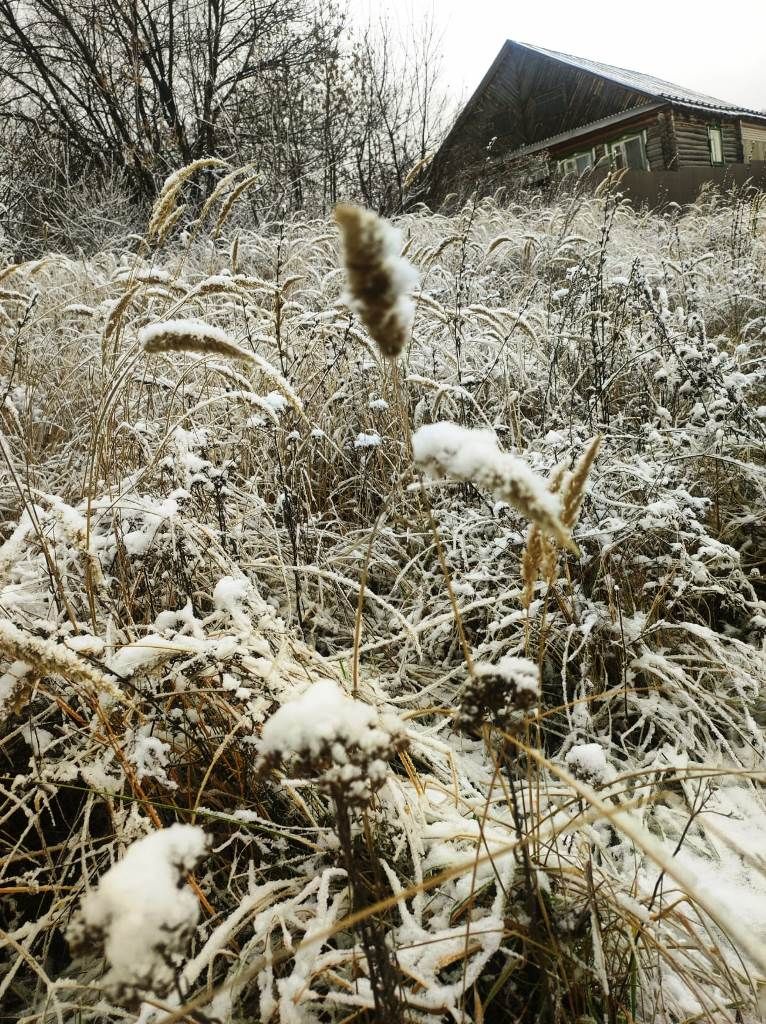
[194,163,256,228]
[402,152,433,189]
[334,203,419,358]
[0,620,124,702]
[248,350,304,415]
[155,203,187,245]
[522,523,549,609]
[147,158,229,240]
[103,284,140,348]
[140,320,257,363]
[412,422,577,552]
[140,320,304,414]
[213,175,260,238]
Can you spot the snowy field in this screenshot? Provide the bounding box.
[1,170,766,1023]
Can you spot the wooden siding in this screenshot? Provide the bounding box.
[431,41,653,190]
[672,113,741,167]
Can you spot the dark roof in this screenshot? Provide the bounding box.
[521,41,766,119]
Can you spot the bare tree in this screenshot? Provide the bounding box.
[0,0,451,251]
[343,11,451,213]
[0,0,331,196]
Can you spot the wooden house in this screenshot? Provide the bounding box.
[428,40,766,203]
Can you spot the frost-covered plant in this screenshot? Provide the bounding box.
[1,174,765,1024]
[258,679,407,807]
[67,824,209,1004]
[412,421,576,550]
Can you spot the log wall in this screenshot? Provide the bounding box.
[672,114,741,167]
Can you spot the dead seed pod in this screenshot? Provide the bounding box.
[257,680,408,807]
[457,656,540,734]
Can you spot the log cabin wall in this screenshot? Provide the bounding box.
[549,109,750,174]
[644,117,666,170]
[431,41,653,194]
[670,112,741,167]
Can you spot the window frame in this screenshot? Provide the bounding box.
[608,130,649,171]
[557,147,597,176]
[708,124,725,166]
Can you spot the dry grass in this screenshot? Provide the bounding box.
[0,168,765,1024]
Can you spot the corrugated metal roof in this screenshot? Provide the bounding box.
[505,102,664,159]
[515,41,766,120]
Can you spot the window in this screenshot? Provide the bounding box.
[558,150,595,175]
[610,133,648,171]
[708,126,724,165]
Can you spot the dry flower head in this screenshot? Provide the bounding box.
[335,203,419,358]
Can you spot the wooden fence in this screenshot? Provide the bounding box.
[588,161,766,207]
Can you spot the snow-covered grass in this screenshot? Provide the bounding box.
[0,171,765,1024]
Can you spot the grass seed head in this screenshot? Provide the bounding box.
[562,434,603,528]
[140,319,256,363]
[335,203,419,358]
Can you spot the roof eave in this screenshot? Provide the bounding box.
[669,100,766,122]
[433,40,514,162]
[504,102,665,160]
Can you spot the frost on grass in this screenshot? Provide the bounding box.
[258,680,407,806]
[67,824,208,1003]
[335,203,419,358]
[412,421,575,550]
[3,186,766,1024]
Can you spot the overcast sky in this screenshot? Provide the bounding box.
[350,0,766,113]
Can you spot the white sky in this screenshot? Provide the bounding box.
[350,0,766,112]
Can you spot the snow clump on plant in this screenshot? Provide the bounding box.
[258,680,407,806]
[67,824,209,1003]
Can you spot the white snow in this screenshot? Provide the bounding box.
[71,824,208,993]
[0,659,30,713]
[565,743,609,783]
[213,575,252,629]
[354,431,382,449]
[263,681,368,754]
[475,656,540,696]
[130,732,176,787]
[262,391,288,414]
